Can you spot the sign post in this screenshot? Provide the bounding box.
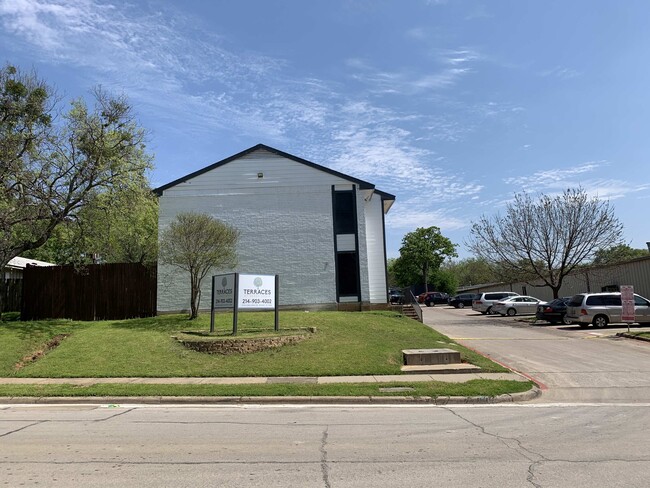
[211,273,236,333]
[211,272,278,335]
[620,285,635,334]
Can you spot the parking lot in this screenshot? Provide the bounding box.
[421,304,650,403]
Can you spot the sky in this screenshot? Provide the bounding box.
[2,0,649,259]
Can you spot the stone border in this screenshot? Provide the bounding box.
[174,334,308,354]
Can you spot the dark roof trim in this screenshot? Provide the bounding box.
[154,143,389,196]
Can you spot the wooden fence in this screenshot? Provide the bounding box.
[1,279,22,313]
[21,263,157,321]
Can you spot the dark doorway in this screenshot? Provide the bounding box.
[336,252,359,298]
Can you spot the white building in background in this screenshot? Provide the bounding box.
[154,144,395,313]
[3,256,54,280]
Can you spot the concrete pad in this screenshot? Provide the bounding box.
[318,376,378,384]
[266,376,318,384]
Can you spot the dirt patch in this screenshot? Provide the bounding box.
[15,334,70,371]
[175,334,309,355]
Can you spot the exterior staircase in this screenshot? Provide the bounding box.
[401,304,421,322]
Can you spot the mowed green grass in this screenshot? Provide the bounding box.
[1,311,506,378]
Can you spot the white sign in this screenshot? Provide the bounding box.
[212,273,236,309]
[237,274,276,309]
[621,285,635,322]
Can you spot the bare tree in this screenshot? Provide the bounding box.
[467,188,624,298]
[159,212,239,319]
[1,64,151,314]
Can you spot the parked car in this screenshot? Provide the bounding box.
[472,291,519,314]
[536,297,572,324]
[388,289,404,305]
[448,293,477,309]
[424,292,449,307]
[492,295,546,316]
[565,292,650,328]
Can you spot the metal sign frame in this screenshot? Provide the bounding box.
[211,273,279,335]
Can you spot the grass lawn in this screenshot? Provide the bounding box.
[0,311,533,398]
[625,330,650,340]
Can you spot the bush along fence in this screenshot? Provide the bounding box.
[21,262,157,321]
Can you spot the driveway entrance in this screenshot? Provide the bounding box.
[422,306,650,403]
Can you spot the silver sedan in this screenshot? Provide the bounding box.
[492,295,547,316]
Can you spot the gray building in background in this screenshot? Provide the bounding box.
[458,256,650,300]
[154,144,395,313]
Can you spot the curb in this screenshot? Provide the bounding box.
[0,387,541,405]
[617,332,650,343]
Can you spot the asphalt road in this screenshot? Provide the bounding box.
[422,305,650,403]
[2,403,650,487]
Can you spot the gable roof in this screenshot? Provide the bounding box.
[153,144,396,203]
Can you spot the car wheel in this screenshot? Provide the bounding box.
[562,316,573,325]
[458,302,465,309]
[486,306,493,315]
[506,308,516,316]
[425,302,431,307]
[593,315,609,328]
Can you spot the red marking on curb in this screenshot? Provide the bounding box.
[461,342,549,391]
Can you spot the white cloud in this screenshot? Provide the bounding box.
[539,66,581,80]
[503,162,606,191]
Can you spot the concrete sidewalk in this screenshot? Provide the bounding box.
[0,372,527,386]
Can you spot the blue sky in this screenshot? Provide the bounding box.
[2,0,649,259]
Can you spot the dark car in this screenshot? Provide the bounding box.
[448,293,477,309]
[388,289,404,305]
[423,292,449,307]
[536,297,572,324]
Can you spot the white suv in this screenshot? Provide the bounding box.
[565,292,650,328]
[472,291,519,315]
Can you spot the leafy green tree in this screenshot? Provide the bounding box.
[429,268,458,295]
[467,188,624,298]
[24,183,158,265]
[392,226,457,292]
[442,257,500,287]
[1,64,152,313]
[592,244,648,265]
[159,212,239,320]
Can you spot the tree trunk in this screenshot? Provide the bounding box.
[190,275,199,319]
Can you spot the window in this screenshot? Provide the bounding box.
[334,191,356,234]
[634,295,650,306]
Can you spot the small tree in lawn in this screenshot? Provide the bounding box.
[159,212,239,319]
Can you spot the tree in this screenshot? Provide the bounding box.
[592,244,649,266]
[392,226,457,291]
[1,64,152,313]
[442,257,500,287]
[159,212,239,320]
[467,188,624,298]
[25,182,158,265]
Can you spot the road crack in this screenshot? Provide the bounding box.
[443,407,548,488]
[320,426,331,488]
[0,420,47,438]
